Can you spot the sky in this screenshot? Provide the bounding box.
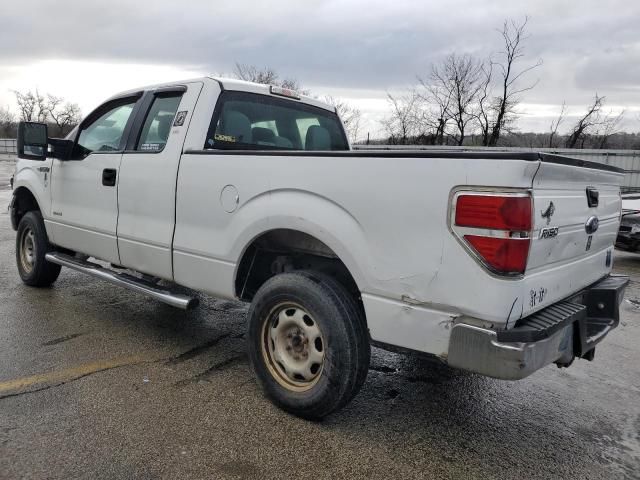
[1,0,639,140]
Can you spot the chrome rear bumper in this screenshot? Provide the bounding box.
[447,322,574,380]
[446,274,628,380]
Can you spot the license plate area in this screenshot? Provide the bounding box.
[497,274,629,356]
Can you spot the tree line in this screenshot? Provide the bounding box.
[380,17,635,150]
[0,90,81,138]
[1,49,636,149]
[0,63,363,144]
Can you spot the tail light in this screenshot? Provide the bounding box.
[453,192,532,276]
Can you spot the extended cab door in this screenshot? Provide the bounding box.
[116,82,203,279]
[49,94,142,264]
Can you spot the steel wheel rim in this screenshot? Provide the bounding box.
[19,227,36,274]
[261,303,325,392]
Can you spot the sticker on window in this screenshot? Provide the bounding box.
[214,134,237,143]
[173,111,187,126]
[140,143,162,151]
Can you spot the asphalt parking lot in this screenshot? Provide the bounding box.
[0,159,639,479]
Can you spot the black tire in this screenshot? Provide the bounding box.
[247,271,370,420]
[16,211,61,287]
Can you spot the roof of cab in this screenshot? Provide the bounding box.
[106,76,336,113]
[209,76,336,112]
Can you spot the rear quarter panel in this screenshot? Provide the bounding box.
[173,151,541,329]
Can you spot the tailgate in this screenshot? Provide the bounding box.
[527,155,623,298]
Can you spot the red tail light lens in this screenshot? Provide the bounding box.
[453,192,532,275]
[455,195,532,231]
[464,235,530,274]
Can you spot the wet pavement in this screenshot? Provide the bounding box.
[0,160,639,479]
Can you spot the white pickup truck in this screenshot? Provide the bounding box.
[10,77,629,419]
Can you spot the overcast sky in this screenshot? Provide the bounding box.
[1,0,639,139]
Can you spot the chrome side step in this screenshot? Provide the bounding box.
[45,252,199,310]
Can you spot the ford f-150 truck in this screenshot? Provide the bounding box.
[10,77,629,419]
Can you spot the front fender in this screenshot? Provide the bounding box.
[11,159,51,232]
[13,168,48,214]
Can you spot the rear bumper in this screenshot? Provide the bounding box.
[616,230,640,250]
[447,274,629,380]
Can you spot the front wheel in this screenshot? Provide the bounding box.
[247,271,370,420]
[16,211,61,287]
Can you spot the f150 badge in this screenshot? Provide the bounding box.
[539,227,559,239]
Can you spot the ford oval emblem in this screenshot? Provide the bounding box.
[585,216,599,235]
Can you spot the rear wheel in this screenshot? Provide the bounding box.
[247,271,370,420]
[16,211,61,287]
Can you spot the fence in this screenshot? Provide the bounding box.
[0,138,16,155]
[354,145,640,193]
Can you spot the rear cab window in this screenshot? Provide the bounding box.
[204,91,348,151]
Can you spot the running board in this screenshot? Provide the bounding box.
[45,252,199,310]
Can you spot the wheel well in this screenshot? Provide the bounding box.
[11,187,40,230]
[235,229,362,305]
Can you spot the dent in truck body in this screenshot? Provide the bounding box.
[362,294,459,358]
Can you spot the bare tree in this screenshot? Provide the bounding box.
[487,17,542,146]
[13,89,49,122]
[417,71,453,145]
[380,91,421,145]
[233,63,304,92]
[0,106,15,137]
[47,94,81,136]
[324,96,362,143]
[11,90,81,136]
[425,53,482,146]
[548,101,567,148]
[565,95,604,148]
[472,59,496,146]
[595,109,625,149]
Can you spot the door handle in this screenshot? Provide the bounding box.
[102,168,117,187]
[37,166,50,173]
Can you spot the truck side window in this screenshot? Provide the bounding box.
[76,101,137,156]
[136,94,183,152]
[204,91,348,151]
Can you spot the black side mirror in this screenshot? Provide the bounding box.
[49,138,74,160]
[17,122,48,160]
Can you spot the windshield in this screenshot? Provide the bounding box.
[204,91,348,151]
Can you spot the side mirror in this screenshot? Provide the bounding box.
[17,122,48,160]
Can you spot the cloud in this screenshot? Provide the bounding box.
[1,0,639,134]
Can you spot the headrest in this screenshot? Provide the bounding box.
[223,111,252,143]
[274,136,293,148]
[305,125,331,150]
[252,127,276,144]
[156,114,173,141]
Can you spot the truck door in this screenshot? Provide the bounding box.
[116,82,202,280]
[49,94,142,264]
